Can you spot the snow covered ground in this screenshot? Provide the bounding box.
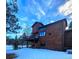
[6,45,72,59]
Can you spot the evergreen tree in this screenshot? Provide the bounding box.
[6,0,21,33]
[69,21,72,29]
[23,26,31,36]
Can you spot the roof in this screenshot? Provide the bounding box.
[39,18,67,29]
[32,22,44,27]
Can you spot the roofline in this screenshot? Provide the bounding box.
[39,18,67,29]
[32,22,44,27]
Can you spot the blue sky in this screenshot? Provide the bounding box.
[17,0,65,24]
[7,0,72,38]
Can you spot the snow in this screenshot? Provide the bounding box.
[6,45,15,54]
[6,45,14,50]
[6,45,13,52]
[6,45,72,59]
[66,49,72,54]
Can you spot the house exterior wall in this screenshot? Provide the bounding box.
[38,20,67,50]
[64,30,72,50]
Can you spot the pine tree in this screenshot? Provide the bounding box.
[6,0,21,33]
[69,21,72,29]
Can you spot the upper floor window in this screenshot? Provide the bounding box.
[39,32,46,36]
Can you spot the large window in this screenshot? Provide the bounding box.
[39,32,46,36]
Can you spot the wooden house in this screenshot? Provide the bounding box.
[31,19,72,51]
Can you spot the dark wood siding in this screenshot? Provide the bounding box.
[31,19,72,51]
[39,20,67,50]
[64,30,72,50]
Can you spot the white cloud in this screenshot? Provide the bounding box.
[58,0,72,28]
[32,0,38,5]
[44,0,53,7]
[59,0,72,16]
[20,17,28,22]
[32,19,37,22]
[24,0,46,20]
[21,23,27,29]
[47,0,56,9]
[52,12,59,17]
[38,7,45,16]
[41,0,54,8]
[35,12,42,19]
[34,6,45,20]
[50,20,54,23]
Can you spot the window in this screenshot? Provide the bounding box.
[39,32,46,36]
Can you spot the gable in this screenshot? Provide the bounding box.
[32,22,44,28]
